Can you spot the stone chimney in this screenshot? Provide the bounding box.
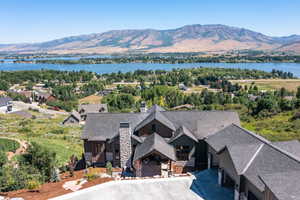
[119,122,132,168]
[140,101,147,113]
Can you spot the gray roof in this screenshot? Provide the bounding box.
[0,97,12,107]
[147,104,165,113]
[133,133,176,161]
[169,125,198,143]
[79,104,108,114]
[70,110,81,121]
[272,140,300,159]
[244,143,300,191]
[9,110,33,119]
[209,124,300,192]
[259,171,300,200]
[163,111,240,139]
[82,109,240,141]
[135,109,176,132]
[225,143,262,175]
[82,112,148,141]
[205,124,266,152]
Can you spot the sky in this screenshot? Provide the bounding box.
[1,0,300,43]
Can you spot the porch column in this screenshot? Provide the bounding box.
[207,152,211,169]
[234,184,240,200]
[218,168,223,186]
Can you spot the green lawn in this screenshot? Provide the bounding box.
[0,113,83,166]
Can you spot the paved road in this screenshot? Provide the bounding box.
[50,177,203,200]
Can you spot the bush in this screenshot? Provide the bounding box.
[0,138,20,152]
[0,151,7,167]
[26,180,41,191]
[106,162,113,176]
[84,172,98,181]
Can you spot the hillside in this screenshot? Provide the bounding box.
[1,24,300,54]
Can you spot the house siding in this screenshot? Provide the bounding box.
[219,149,239,184]
[208,145,219,167]
[244,178,264,200]
[264,187,278,200]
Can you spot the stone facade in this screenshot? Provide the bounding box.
[119,122,132,168]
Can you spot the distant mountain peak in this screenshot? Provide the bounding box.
[1,24,300,54]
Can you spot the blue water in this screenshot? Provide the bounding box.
[0,62,300,77]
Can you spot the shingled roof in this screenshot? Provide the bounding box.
[82,106,240,141]
[169,125,198,143]
[207,124,300,194]
[133,133,176,161]
[79,104,108,114]
[259,171,300,200]
[0,97,12,107]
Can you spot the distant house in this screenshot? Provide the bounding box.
[19,91,33,103]
[34,92,56,104]
[0,97,13,113]
[172,104,194,110]
[78,104,108,120]
[63,111,81,125]
[98,89,114,96]
[178,83,188,91]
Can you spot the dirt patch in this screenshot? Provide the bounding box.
[79,95,102,104]
[2,170,113,200]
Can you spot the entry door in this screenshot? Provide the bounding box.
[141,160,161,177]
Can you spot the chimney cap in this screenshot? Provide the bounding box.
[120,122,130,128]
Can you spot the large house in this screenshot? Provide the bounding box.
[81,104,300,200]
[81,104,240,174]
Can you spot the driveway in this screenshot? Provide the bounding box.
[50,177,203,200]
[12,101,68,115]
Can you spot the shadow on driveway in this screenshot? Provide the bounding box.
[190,169,234,200]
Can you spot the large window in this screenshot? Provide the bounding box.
[175,145,190,161]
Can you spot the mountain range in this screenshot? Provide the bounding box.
[1,24,300,54]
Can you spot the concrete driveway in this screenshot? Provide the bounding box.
[50,177,203,200]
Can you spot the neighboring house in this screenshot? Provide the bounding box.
[19,90,33,103]
[0,97,13,113]
[178,83,188,91]
[81,104,240,176]
[172,104,194,110]
[34,92,56,104]
[98,89,114,96]
[78,104,108,120]
[63,111,81,125]
[205,124,300,200]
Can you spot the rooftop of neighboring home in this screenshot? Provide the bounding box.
[0,96,12,107]
[78,104,108,115]
[206,124,300,199]
[81,104,240,141]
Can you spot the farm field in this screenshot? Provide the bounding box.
[230,79,300,91]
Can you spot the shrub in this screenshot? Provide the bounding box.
[106,162,113,176]
[84,172,98,181]
[26,180,41,191]
[0,151,7,167]
[0,138,20,152]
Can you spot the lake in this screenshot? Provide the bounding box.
[1,62,300,77]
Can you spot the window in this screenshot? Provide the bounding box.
[175,146,190,161]
[151,124,156,132]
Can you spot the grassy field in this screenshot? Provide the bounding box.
[79,95,103,104]
[0,138,20,152]
[0,112,83,165]
[230,79,300,91]
[242,111,300,141]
